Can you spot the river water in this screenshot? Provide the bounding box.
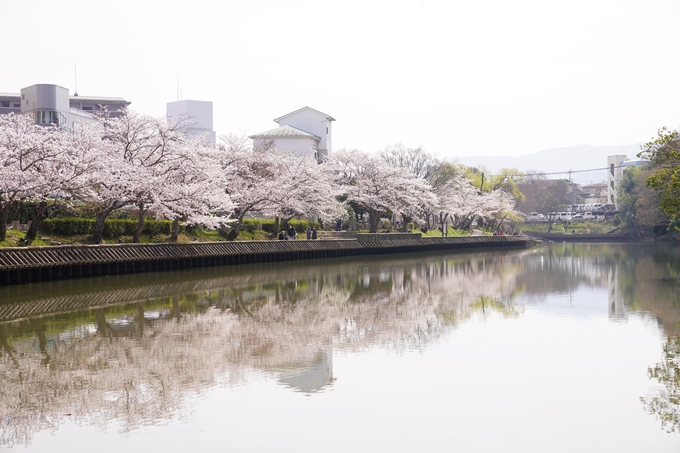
[1,243,679,452]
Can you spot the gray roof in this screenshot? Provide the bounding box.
[249,125,321,141]
[70,95,130,104]
[273,106,335,123]
[0,92,129,104]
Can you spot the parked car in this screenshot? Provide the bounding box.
[526,212,546,221]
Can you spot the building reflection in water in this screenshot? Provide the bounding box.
[275,350,333,393]
[608,266,627,320]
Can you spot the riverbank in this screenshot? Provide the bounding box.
[525,232,636,242]
[0,233,533,286]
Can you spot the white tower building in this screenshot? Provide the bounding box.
[607,155,628,207]
[166,100,216,144]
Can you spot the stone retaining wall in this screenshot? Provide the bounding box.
[0,234,531,286]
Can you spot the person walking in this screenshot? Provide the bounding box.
[288,224,296,240]
[311,227,317,240]
[306,226,312,240]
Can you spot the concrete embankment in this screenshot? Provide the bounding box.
[526,232,637,242]
[0,233,532,286]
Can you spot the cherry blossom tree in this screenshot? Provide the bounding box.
[0,113,77,242]
[438,174,518,231]
[71,109,208,243]
[24,121,105,242]
[379,143,460,232]
[151,137,233,241]
[269,151,346,230]
[217,133,290,240]
[332,148,437,233]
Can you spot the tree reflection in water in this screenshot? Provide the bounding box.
[1,243,679,445]
[0,251,525,446]
[643,337,680,433]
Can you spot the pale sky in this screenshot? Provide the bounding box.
[3,0,679,158]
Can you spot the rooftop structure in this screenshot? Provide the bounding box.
[0,83,130,130]
[250,106,335,161]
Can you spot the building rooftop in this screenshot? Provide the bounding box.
[250,125,321,141]
[0,92,129,104]
[70,95,130,103]
[273,106,335,123]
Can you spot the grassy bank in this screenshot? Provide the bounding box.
[0,228,273,248]
[1,225,476,248]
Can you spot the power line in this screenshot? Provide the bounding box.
[487,163,646,179]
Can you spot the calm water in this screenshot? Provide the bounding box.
[1,243,680,452]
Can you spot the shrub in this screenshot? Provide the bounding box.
[245,218,320,234]
[42,217,172,238]
[288,219,320,232]
[42,218,94,235]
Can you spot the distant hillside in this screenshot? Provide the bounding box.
[452,144,642,186]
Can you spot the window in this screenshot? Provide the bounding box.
[1,101,8,108]
[34,110,61,125]
[82,106,93,111]
[13,103,19,108]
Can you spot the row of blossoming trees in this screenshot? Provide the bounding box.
[0,110,519,243]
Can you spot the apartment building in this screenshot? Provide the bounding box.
[0,83,130,130]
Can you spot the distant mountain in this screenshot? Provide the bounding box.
[452,144,642,186]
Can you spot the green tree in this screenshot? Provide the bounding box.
[617,165,668,234]
[638,127,680,232]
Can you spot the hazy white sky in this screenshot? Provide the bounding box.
[3,0,679,158]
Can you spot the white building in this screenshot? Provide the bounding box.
[166,100,216,144]
[250,106,335,161]
[607,155,647,208]
[0,83,130,130]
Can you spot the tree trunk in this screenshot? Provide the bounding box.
[25,201,48,242]
[368,211,380,233]
[271,216,280,239]
[0,206,9,242]
[226,215,244,241]
[171,218,180,242]
[401,214,412,232]
[132,203,146,243]
[92,205,117,244]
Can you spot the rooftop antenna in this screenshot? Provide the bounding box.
[74,63,78,97]
[176,74,183,101]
